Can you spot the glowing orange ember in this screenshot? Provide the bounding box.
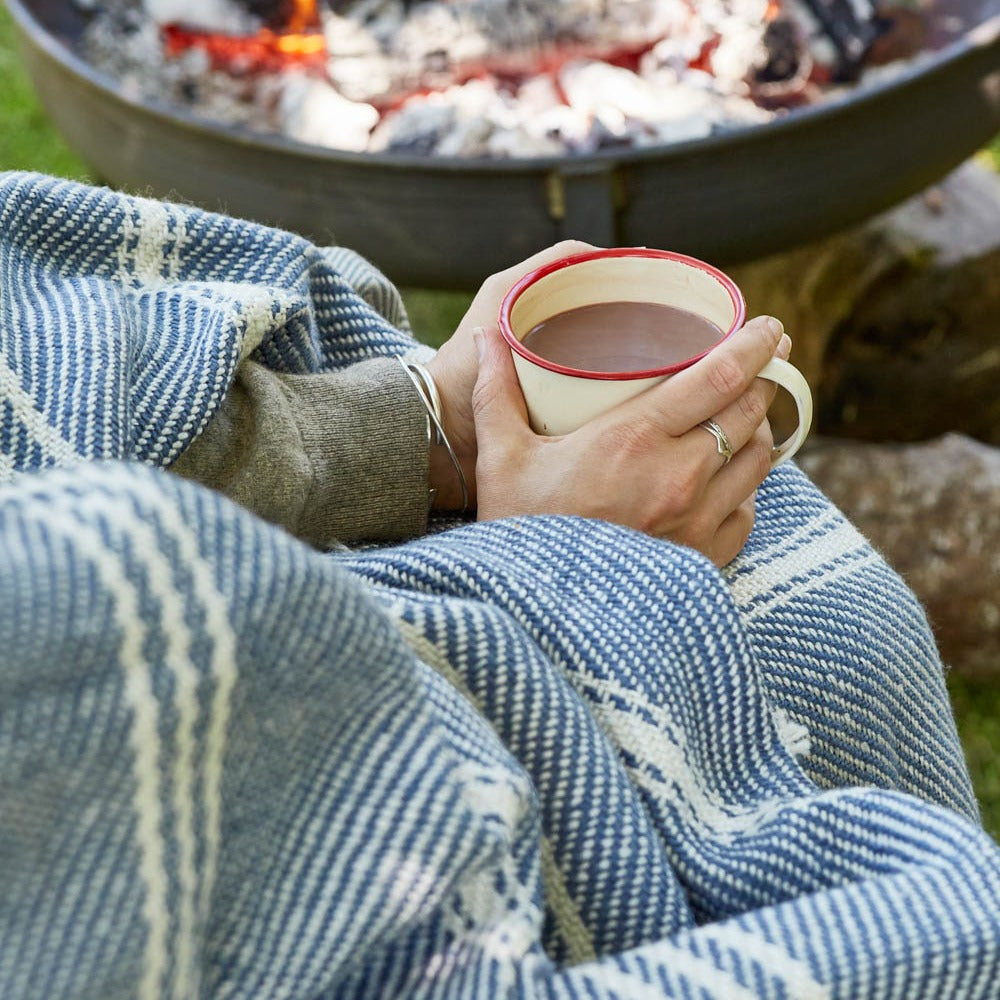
[162,0,326,75]
[287,0,320,34]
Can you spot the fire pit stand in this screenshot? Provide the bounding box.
[6,0,1000,288]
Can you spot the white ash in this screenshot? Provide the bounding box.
[279,72,381,150]
[142,0,257,34]
[78,0,922,159]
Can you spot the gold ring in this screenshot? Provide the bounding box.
[699,419,734,465]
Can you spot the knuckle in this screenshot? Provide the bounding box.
[552,239,595,256]
[489,242,597,296]
[749,426,774,480]
[471,374,503,417]
[483,269,511,296]
[603,418,656,461]
[678,520,715,558]
[661,466,702,518]
[737,387,767,427]
[758,420,775,452]
[745,314,781,351]
[707,354,747,399]
[682,513,711,547]
[634,507,663,537]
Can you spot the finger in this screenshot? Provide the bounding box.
[493,240,600,286]
[708,494,757,567]
[694,421,773,524]
[648,422,768,550]
[471,325,534,454]
[630,315,785,437]
[695,331,789,462]
[700,376,779,463]
[460,241,600,332]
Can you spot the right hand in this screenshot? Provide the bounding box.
[471,315,790,567]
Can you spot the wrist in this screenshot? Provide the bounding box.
[428,443,471,512]
[424,353,478,513]
[398,358,474,513]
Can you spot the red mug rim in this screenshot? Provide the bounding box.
[497,248,747,381]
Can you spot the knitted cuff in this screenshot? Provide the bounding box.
[281,356,431,547]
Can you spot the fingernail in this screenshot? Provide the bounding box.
[776,333,792,359]
[766,316,784,338]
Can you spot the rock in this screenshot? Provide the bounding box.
[816,162,1000,445]
[369,100,457,154]
[278,74,379,151]
[729,159,1000,444]
[798,434,1000,679]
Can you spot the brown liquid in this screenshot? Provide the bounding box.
[522,301,724,372]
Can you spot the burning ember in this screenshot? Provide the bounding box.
[81,0,930,158]
[161,0,326,74]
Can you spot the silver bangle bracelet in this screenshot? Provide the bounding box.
[409,363,444,441]
[396,356,469,514]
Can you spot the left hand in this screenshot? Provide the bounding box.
[425,240,599,510]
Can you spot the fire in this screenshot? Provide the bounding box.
[162,0,326,76]
[287,0,319,34]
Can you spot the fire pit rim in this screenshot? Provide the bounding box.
[7,0,999,174]
[9,0,1000,288]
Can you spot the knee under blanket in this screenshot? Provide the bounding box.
[1,173,998,999]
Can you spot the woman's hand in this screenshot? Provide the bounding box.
[425,240,598,510]
[471,316,790,567]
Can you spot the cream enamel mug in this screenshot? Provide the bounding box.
[498,248,813,467]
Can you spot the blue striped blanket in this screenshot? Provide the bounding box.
[1,172,998,999]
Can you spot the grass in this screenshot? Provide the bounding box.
[0,6,91,178]
[1,2,998,838]
[950,674,1000,835]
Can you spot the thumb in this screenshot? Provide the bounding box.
[471,325,533,450]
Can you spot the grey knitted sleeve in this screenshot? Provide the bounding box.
[170,357,431,548]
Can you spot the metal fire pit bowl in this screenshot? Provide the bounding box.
[6,0,1000,288]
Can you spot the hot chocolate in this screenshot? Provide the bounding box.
[521,301,725,373]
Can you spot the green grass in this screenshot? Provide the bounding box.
[949,674,1000,838]
[0,5,91,178]
[1,1,998,839]
[398,287,473,347]
[989,135,1000,172]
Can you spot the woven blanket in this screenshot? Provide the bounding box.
[1,172,998,1000]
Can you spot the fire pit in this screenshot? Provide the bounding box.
[6,0,1000,287]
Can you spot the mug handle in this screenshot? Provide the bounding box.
[757,358,814,467]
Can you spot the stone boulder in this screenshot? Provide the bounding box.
[798,434,1000,679]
